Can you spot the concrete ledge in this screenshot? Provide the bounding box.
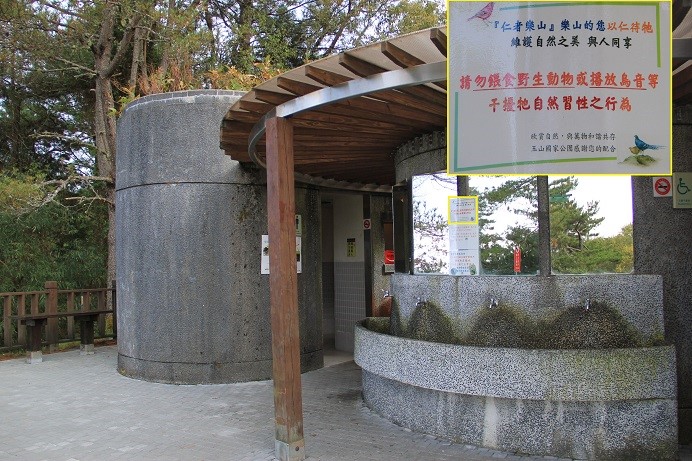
[355,323,678,460]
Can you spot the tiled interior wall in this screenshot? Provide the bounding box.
[334,261,366,352]
[322,262,335,345]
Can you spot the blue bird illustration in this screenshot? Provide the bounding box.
[634,135,664,151]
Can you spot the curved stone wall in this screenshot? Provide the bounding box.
[355,323,677,460]
[393,131,446,181]
[115,90,322,384]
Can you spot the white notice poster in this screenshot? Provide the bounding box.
[448,1,671,175]
[261,235,302,274]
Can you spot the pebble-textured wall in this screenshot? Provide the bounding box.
[633,105,692,443]
[355,324,678,460]
[115,90,322,383]
[393,131,446,182]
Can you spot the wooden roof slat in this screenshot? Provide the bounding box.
[293,109,432,133]
[381,42,425,67]
[294,146,393,154]
[254,89,296,105]
[338,53,389,78]
[226,110,261,123]
[338,53,447,106]
[301,163,393,176]
[277,76,445,126]
[299,161,394,175]
[674,65,692,90]
[237,99,273,115]
[430,28,447,57]
[673,0,691,30]
[277,76,323,95]
[294,155,391,165]
[366,89,445,116]
[293,151,391,160]
[305,65,445,116]
[292,130,401,142]
[284,116,413,136]
[304,65,352,86]
[673,73,692,102]
[380,42,445,90]
[220,121,257,135]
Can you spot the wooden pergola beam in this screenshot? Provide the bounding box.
[430,28,447,57]
[265,116,305,461]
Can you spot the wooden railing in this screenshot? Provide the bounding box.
[0,281,115,352]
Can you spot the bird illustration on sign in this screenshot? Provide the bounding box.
[622,135,665,166]
[468,2,494,23]
[634,135,664,151]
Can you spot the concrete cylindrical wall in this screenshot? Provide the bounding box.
[394,131,446,181]
[115,90,322,384]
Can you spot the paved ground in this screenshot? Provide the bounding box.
[1,346,690,461]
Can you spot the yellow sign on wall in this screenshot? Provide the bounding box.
[347,238,356,257]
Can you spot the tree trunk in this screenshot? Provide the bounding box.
[91,2,142,289]
[93,74,117,288]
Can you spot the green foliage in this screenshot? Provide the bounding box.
[538,302,644,349]
[463,305,534,348]
[0,194,107,292]
[363,317,390,334]
[406,301,459,344]
[386,300,661,350]
[379,0,445,37]
[0,171,45,213]
[552,224,633,274]
[478,176,631,275]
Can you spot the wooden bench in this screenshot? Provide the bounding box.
[12,310,113,363]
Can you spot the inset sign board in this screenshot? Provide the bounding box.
[448,1,671,175]
[261,235,302,274]
[673,173,692,209]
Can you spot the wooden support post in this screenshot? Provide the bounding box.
[265,116,305,461]
[45,281,58,352]
[3,296,11,347]
[79,315,97,355]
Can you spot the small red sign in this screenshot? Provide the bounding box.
[654,177,672,197]
[513,247,521,273]
[363,219,371,230]
[384,250,395,264]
